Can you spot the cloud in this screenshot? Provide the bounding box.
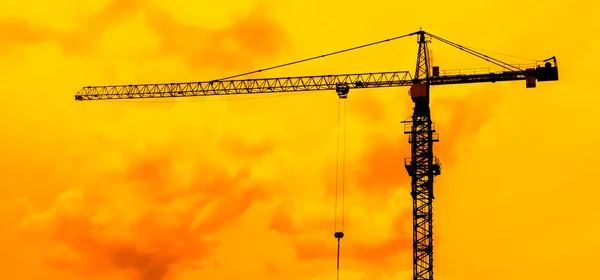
[144,2,289,73]
[347,84,502,198]
[19,138,275,280]
[1,1,290,279]
[433,84,503,164]
[1,1,505,279]
[0,0,288,73]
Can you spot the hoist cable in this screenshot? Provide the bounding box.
[334,99,342,279]
[334,97,348,280]
[334,99,341,233]
[341,99,347,231]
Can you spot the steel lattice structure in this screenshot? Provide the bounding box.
[400,31,441,280]
[75,30,559,280]
[75,68,547,101]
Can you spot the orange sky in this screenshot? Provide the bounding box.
[1,1,599,280]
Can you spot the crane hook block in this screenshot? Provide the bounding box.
[335,84,350,98]
[334,231,344,239]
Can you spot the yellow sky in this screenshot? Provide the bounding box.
[1,0,598,279]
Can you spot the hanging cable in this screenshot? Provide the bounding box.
[341,98,347,232]
[334,95,348,233]
[334,90,348,280]
[212,32,418,81]
[334,99,341,234]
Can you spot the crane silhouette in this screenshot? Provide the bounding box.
[75,30,559,280]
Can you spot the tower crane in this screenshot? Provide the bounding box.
[74,30,559,280]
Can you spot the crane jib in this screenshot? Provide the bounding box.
[75,62,557,101]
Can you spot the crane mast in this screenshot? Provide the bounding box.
[402,31,440,280]
[74,30,559,280]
